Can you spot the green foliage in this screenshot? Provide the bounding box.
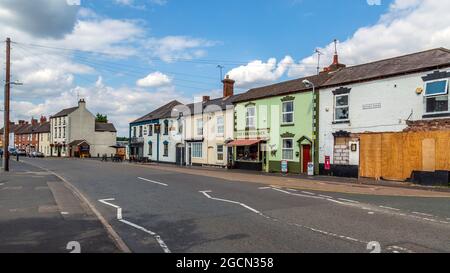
[95,113,108,123]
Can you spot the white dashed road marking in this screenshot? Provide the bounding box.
[200,190,368,246]
[138,177,168,187]
[301,191,316,196]
[338,198,360,204]
[99,198,170,253]
[379,206,401,211]
[412,212,434,217]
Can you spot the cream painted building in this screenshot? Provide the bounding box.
[184,77,237,167]
[37,121,51,156]
[50,99,117,157]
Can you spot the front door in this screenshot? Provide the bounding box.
[302,145,311,174]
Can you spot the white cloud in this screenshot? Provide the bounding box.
[226,56,294,89]
[136,71,172,88]
[144,36,217,62]
[228,0,450,88]
[289,0,450,77]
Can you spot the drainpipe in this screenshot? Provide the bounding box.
[157,124,160,163]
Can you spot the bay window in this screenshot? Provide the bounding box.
[192,143,203,158]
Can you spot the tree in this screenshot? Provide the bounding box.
[96,113,108,123]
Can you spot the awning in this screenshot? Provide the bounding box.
[227,139,261,147]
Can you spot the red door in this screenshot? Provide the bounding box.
[302,145,311,173]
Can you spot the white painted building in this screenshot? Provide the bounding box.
[318,48,450,177]
[130,100,185,164]
[50,99,117,157]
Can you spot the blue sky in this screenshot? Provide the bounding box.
[0,0,449,136]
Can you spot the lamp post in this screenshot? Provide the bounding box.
[303,79,316,176]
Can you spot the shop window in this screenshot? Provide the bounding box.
[236,145,259,162]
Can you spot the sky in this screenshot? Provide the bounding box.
[0,0,449,136]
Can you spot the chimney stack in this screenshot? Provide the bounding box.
[18,120,25,125]
[222,75,235,98]
[78,98,86,109]
[31,118,38,126]
[40,116,47,124]
[202,96,210,102]
[322,39,346,73]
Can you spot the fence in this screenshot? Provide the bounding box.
[359,131,450,181]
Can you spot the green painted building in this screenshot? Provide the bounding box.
[230,73,333,174]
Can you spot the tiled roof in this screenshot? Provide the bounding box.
[131,100,183,124]
[51,106,78,118]
[233,72,334,103]
[322,48,450,87]
[34,122,51,133]
[95,122,117,132]
[185,95,239,115]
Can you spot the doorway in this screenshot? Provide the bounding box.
[301,145,311,174]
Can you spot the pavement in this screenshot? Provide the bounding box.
[0,160,121,253]
[129,162,450,198]
[12,157,450,253]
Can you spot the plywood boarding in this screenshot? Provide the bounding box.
[359,130,450,181]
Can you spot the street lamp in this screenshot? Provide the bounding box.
[2,81,23,172]
[303,79,316,176]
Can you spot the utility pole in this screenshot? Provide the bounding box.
[3,38,11,172]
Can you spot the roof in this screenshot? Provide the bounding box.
[34,122,50,133]
[15,123,42,135]
[185,95,239,115]
[131,100,183,124]
[68,140,89,146]
[95,122,117,133]
[233,72,334,103]
[51,106,78,118]
[322,48,450,87]
[0,123,30,135]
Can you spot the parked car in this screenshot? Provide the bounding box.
[31,151,45,158]
[8,147,17,156]
[16,149,27,156]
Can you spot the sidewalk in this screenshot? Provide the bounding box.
[0,160,121,253]
[131,162,450,198]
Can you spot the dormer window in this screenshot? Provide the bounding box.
[424,79,448,113]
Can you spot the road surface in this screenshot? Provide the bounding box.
[19,158,450,253]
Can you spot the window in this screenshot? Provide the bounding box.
[163,142,168,157]
[217,116,224,134]
[246,106,256,129]
[217,145,224,161]
[148,125,153,136]
[282,139,294,160]
[196,119,203,136]
[335,94,349,121]
[164,120,169,135]
[63,127,66,138]
[139,126,143,137]
[282,101,294,124]
[148,142,153,156]
[192,143,203,158]
[133,127,137,138]
[424,80,449,113]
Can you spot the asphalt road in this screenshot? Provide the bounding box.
[19,158,450,253]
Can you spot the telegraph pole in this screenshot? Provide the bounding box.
[3,38,11,171]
